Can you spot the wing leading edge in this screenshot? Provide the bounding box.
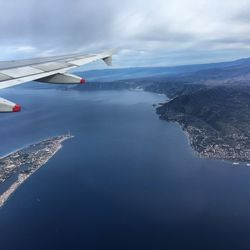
[0,49,115,112]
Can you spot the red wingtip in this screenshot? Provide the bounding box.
[80,78,86,84]
[12,104,21,112]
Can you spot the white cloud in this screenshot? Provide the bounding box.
[16,46,36,52]
[1,0,250,66]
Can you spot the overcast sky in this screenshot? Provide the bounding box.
[1,0,250,68]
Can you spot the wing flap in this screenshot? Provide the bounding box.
[0,73,12,81]
[68,55,101,66]
[1,66,44,78]
[32,62,71,72]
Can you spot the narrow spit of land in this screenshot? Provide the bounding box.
[0,134,73,207]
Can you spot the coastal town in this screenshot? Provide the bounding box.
[185,124,250,164]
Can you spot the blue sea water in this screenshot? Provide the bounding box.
[0,84,250,250]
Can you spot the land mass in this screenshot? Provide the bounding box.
[156,86,250,162]
[74,58,250,163]
[0,134,73,207]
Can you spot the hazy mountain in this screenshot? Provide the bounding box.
[77,57,250,82]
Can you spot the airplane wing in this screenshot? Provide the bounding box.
[0,49,114,112]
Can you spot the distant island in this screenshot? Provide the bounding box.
[0,134,73,207]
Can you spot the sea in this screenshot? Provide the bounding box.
[0,83,250,250]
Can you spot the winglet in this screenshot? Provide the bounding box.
[103,56,112,66]
[102,49,117,66]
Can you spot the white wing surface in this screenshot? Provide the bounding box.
[0,49,114,112]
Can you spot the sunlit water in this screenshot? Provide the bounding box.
[0,84,250,250]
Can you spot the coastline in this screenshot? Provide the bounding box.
[0,134,73,208]
[164,118,250,165]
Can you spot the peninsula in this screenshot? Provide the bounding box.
[0,134,73,207]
